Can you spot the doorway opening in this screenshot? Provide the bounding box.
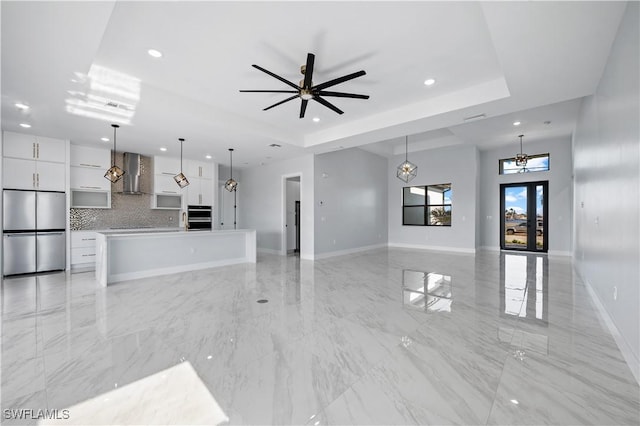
[284,175,301,256]
[500,181,548,252]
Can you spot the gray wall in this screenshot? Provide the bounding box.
[478,137,573,254]
[388,144,478,252]
[573,2,639,373]
[238,155,314,259]
[314,148,388,256]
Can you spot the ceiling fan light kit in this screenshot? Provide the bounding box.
[240,53,369,118]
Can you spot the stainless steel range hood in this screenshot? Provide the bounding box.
[122,152,142,194]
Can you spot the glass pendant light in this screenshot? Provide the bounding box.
[104,124,125,183]
[515,134,528,167]
[396,135,418,183]
[225,148,238,192]
[174,138,189,188]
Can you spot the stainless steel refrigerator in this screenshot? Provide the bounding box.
[3,190,66,276]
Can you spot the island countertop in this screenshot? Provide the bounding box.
[95,229,256,286]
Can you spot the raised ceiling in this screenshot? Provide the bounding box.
[1,1,627,167]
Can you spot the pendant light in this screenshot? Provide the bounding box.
[174,138,189,188]
[515,134,528,167]
[225,148,238,192]
[396,136,418,183]
[104,124,125,183]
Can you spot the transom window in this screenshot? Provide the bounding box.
[402,183,452,226]
[499,153,550,175]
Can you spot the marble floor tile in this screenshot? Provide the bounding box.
[1,249,638,425]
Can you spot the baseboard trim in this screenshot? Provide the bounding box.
[257,248,280,255]
[388,243,476,254]
[314,243,388,260]
[547,250,572,257]
[581,273,640,385]
[479,246,500,252]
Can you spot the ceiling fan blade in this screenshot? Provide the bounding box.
[317,91,369,99]
[313,96,343,115]
[252,64,299,90]
[300,99,309,118]
[263,94,299,111]
[313,70,366,91]
[240,90,299,93]
[303,53,315,89]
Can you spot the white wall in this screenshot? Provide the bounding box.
[573,2,639,379]
[238,155,314,259]
[388,144,478,252]
[286,179,300,251]
[479,137,573,254]
[314,148,388,256]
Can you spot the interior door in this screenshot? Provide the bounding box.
[500,181,548,252]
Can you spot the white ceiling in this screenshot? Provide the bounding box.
[1,1,627,167]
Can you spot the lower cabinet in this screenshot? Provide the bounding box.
[71,231,97,270]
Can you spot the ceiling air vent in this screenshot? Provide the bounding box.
[463,113,486,122]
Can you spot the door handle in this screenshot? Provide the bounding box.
[36,143,40,159]
[36,173,40,188]
[33,143,36,159]
[33,173,36,188]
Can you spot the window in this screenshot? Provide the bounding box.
[499,153,550,175]
[403,183,452,226]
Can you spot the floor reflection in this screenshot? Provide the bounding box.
[402,269,452,313]
[499,253,548,325]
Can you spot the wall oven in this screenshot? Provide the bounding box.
[187,205,212,230]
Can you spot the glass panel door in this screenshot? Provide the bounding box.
[500,181,548,252]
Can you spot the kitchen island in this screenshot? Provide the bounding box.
[95,229,256,286]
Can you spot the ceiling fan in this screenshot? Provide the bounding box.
[240,53,369,118]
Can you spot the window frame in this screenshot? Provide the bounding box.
[402,183,452,227]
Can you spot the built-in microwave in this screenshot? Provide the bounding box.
[187,205,212,230]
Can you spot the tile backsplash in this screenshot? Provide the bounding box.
[70,153,180,230]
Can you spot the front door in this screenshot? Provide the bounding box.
[500,181,548,252]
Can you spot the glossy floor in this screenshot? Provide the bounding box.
[1,249,639,425]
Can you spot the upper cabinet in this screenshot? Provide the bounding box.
[2,131,67,191]
[187,160,213,180]
[70,145,111,169]
[185,159,214,206]
[3,131,66,163]
[154,156,181,176]
[70,145,111,208]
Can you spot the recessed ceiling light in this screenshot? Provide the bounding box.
[148,49,163,58]
[510,399,519,405]
[513,121,521,126]
[424,78,436,86]
[15,103,30,110]
[160,147,167,152]
[205,155,212,159]
[19,123,31,128]
[101,137,109,142]
[312,117,320,122]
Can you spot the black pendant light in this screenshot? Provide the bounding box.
[515,134,528,168]
[174,138,189,188]
[104,124,125,183]
[396,136,418,183]
[225,148,238,192]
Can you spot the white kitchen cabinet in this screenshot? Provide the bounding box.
[71,167,110,191]
[71,231,97,270]
[187,160,213,179]
[3,131,66,163]
[2,157,65,191]
[70,145,111,208]
[154,174,181,195]
[187,178,214,206]
[154,156,180,176]
[70,145,110,169]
